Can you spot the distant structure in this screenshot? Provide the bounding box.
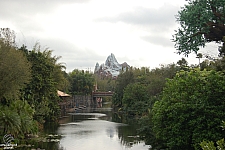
[94,53,130,78]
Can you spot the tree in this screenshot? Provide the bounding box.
[218,36,225,57]
[199,55,225,71]
[9,100,38,138]
[112,69,134,107]
[19,43,66,123]
[172,0,225,55]
[200,139,225,150]
[0,105,21,136]
[196,53,203,68]
[0,100,38,138]
[0,34,31,102]
[152,69,225,149]
[0,28,16,47]
[177,58,189,70]
[122,83,150,116]
[68,69,94,95]
[94,75,116,92]
[200,121,225,150]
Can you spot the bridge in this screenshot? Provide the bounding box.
[58,91,114,116]
[92,91,114,103]
[92,91,114,97]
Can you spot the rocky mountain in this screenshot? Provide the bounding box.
[94,53,130,78]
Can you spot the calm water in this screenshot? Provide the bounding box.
[58,103,150,150]
[16,102,151,150]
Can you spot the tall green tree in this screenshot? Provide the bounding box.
[68,69,94,95]
[19,43,66,123]
[0,31,31,102]
[172,0,225,55]
[152,69,225,149]
[145,64,179,96]
[112,68,134,107]
[112,64,178,108]
[177,58,188,66]
[122,83,150,116]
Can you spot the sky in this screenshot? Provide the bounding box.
[0,0,220,73]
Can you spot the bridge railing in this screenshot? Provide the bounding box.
[92,91,114,97]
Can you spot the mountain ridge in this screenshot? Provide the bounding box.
[94,53,130,78]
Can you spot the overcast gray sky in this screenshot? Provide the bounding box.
[0,0,219,72]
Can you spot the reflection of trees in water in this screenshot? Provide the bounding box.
[15,141,62,150]
[106,128,115,138]
[112,112,143,148]
[58,145,65,150]
[111,112,124,123]
[43,142,61,150]
[117,125,142,148]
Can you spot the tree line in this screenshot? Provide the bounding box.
[0,28,95,142]
[112,0,225,149]
[1,1,224,149]
[112,57,225,150]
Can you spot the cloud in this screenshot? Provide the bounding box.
[1,0,202,72]
[0,0,91,35]
[15,34,101,72]
[141,35,174,47]
[0,0,90,16]
[94,3,179,47]
[95,4,178,28]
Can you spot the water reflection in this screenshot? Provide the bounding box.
[16,103,150,150]
[57,103,150,150]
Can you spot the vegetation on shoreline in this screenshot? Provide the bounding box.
[112,0,225,149]
[1,1,225,149]
[0,28,95,145]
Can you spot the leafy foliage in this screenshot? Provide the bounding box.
[152,69,225,149]
[0,28,16,47]
[68,69,94,95]
[200,121,225,150]
[0,38,31,101]
[0,28,71,142]
[122,83,150,116]
[115,64,179,107]
[19,43,67,123]
[172,0,225,55]
[111,64,180,146]
[94,75,116,92]
[0,100,38,139]
[200,139,225,150]
[112,68,134,107]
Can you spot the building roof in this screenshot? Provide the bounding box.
[57,90,71,97]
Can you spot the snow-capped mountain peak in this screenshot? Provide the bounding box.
[94,53,129,77]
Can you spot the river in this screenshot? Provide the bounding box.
[17,102,151,150]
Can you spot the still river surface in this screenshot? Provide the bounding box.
[19,102,151,150]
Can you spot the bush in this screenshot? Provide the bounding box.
[152,69,225,149]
